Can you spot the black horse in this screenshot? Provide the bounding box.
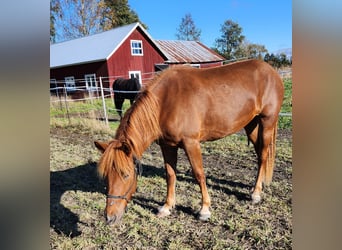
[113,77,141,119]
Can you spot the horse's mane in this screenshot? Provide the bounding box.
[97,81,162,179]
[116,88,161,155]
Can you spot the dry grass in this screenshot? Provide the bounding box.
[50,124,292,249]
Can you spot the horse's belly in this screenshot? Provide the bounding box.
[200,107,257,141]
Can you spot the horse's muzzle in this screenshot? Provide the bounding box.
[106,210,126,224]
[106,214,117,224]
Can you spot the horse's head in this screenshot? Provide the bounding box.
[94,140,137,224]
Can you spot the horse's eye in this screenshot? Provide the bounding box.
[123,174,130,180]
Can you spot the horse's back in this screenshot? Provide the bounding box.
[155,60,282,110]
[154,60,284,142]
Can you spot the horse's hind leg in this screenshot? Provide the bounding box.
[245,116,261,154]
[157,143,178,218]
[245,115,277,203]
[245,116,263,203]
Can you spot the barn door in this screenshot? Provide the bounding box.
[128,71,142,86]
[85,74,97,90]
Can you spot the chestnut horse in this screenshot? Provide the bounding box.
[95,60,284,224]
[113,77,141,119]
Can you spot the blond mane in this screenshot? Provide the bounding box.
[97,85,162,178]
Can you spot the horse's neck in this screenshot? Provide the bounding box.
[115,98,161,157]
[115,126,158,159]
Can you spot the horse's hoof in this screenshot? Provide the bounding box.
[251,193,261,204]
[198,211,211,221]
[157,206,171,218]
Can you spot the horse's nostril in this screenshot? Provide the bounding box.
[106,214,116,224]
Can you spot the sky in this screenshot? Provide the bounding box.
[128,0,292,53]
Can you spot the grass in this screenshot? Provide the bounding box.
[50,127,292,249]
[50,129,292,249]
[50,78,292,249]
[50,96,133,132]
[279,79,292,129]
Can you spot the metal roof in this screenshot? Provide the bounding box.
[50,23,225,68]
[155,40,225,64]
[50,23,147,68]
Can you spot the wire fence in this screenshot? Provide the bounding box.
[50,70,292,127]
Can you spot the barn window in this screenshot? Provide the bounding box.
[85,74,97,90]
[129,71,142,86]
[65,76,76,91]
[131,40,143,56]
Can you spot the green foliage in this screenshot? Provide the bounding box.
[279,79,292,129]
[215,19,245,60]
[240,42,268,60]
[175,13,201,41]
[101,0,147,31]
[264,53,292,68]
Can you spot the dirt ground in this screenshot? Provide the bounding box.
[50,126,292,249]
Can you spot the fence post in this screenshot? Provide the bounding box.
[99,77,109,126]
[63,85,71,124]
[57,87,63,110]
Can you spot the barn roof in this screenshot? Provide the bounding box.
[155,40,225,64]
[50,23,225,69]
[50,22,157,68]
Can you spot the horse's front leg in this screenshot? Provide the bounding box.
[157,144,178,217]
[182,138,211,221]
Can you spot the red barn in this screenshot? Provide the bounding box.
[50,23,166,93]
[50,22,225,96]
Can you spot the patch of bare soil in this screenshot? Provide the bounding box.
[50,126,292,249]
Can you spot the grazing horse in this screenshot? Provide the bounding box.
[113,77,141,119]
[95,60,284,224]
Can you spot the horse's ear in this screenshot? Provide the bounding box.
[120,141,132,156]
[94,141,109,153]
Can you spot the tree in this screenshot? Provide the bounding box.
[214,20,245,60]
[101,0,147,31]
[52,0,104,41]
[51,0,146,43]
[50,0,62,43]
[175,13,201,41]
[264,53,291,69]
[279,53,289,67]
[239,41,268,60]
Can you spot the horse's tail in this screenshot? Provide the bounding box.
[264,121,277,185]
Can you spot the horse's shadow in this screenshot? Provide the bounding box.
[50,161,103,237]
[175,171,251,202]
[50,162,165,237]
[50,161,251,237]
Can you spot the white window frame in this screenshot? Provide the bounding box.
[85,74,97,90]
[130,40,143,56]
[65,76,76,91]
[128,71,142,86]
[190,64,200,68]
